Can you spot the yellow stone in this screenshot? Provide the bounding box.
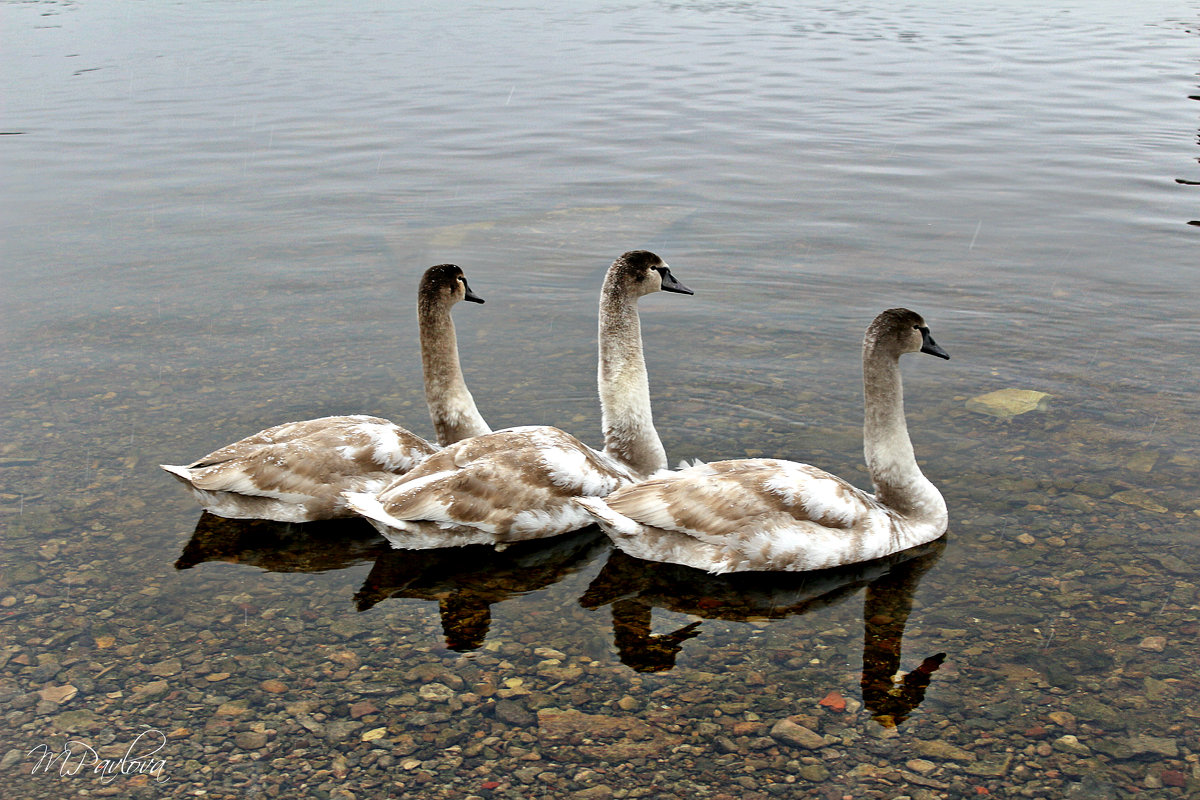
[1112,490,1168,514]
[362,727,388,742]
[965,389,1052,419]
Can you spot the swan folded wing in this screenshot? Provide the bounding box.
[605,459,869,537]
[354,426,635,539]
[578,498,743,575]
[178,416,436,498]
[600,459,900,572]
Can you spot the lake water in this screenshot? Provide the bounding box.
[3,1,1199,797]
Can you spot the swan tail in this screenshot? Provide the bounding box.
[342,491,403,529]
[573,496,643,538]
[160,463,196,484]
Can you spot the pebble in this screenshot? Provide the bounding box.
[493,699,536,726]
[349,700,378,718]
[1052,735,1090,756]
[133,680,170,700]
[769,719,827,750]
[216,699,249,716]
[573,787,614,800]
[149,658,181,677]
[418,683,455,703]
[38,684,77,704]
[1125,734,1179,758]
[1047,711,1076,729]
[234,731,269,749]
[913,739,976,762]
[906,759,937,774]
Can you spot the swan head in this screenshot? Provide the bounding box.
[606,250,694,299]
[420,264,485,309]
[866,308,950,361]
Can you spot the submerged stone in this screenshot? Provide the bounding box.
[1110,490,1168,514]
[965,389,1052,419]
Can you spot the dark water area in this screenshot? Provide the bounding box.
[2,1,1199,798]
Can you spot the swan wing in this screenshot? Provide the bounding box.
[164,415,437,499]
[604,458,870,538]
[356,426,636,540]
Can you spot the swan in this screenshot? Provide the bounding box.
[574,307,950,574]
[343,250,693,548]
[160,264,489,522]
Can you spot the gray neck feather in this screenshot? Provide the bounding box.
[419,299,490,446]
[598,285,667,478]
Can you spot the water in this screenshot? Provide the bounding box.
[2,1,1199,797]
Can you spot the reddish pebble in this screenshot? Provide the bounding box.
[481,781,501,790]
[1161,770,1187,788]
[349,700,379,719]
[818,691,847,712]
[975,788,990,796]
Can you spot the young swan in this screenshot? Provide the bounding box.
[575,308,950,574]
[160,264,489,522]
[343,250,693,549]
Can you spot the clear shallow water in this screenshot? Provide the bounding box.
[2,1,1199,798]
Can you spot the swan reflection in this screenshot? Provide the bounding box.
[355,529,608,652]
[174,511,386,572]
[581,537,947,727]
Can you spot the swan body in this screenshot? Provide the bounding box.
[161,264,488,522]
[345,250,693,548]
[575,308,949,574]
[344,426,639,548]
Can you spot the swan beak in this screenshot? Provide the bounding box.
[463,280,485,304]
[658,267,694,296]
[919,328,949,360]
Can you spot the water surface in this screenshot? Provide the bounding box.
[2,1,1199,798]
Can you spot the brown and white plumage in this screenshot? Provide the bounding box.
[344,250,693,548]
[575,308,950,574]
[160,264,488,522]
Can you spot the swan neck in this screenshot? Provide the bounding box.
[419,298,489,446]
[862,345,923,512]
[598,288,667,477]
